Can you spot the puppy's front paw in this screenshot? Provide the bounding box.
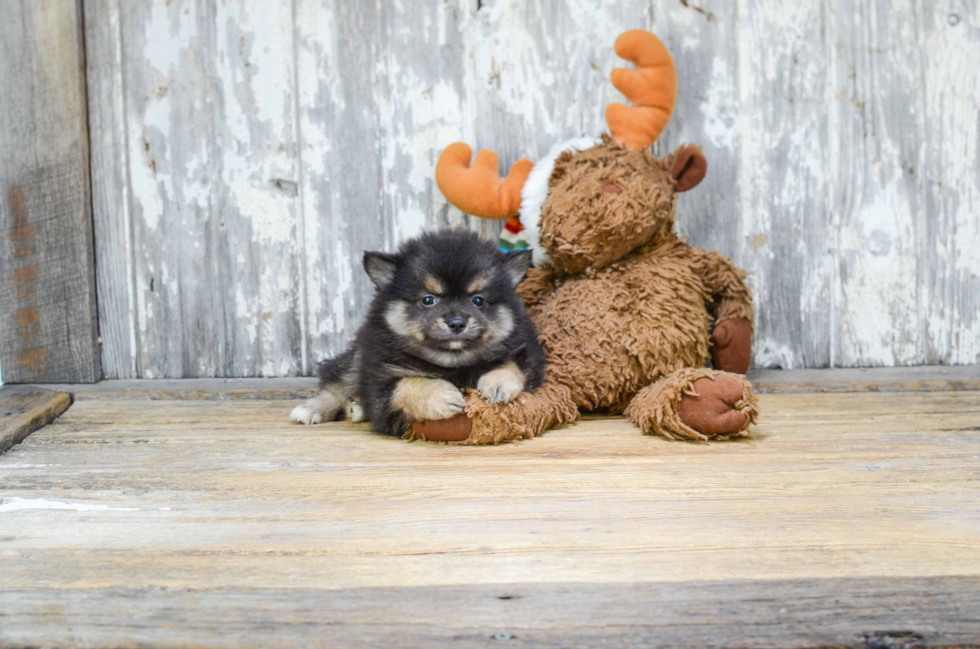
[477,362,526,404]
[392,378,466,421]
[345,396,366,423]
[290,391,342,425]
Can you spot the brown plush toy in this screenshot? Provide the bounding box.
[415,29,759,444]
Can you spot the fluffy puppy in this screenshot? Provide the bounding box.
[290,230,545,437]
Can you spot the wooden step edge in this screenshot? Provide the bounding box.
[750,365,980,394]
[15,365,980,401]
[0,386,73,455]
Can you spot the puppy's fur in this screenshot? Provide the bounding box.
[291,230,545,436]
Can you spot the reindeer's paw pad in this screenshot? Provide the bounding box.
[677,375,749,437]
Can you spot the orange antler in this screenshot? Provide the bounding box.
[435,143,533,220]
[605,30,678,150]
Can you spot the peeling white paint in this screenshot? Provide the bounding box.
[702,58,736,150]
[129,96,172,232]
[90,0,980,377]
[920,0,980,365]
[329,237,353,338]
[837,166,920,365]
[754,338,798,370]
[143,3,196,76]
[0,498,139,513]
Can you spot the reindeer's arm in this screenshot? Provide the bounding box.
[692,247,753,326]
[692,247,754,374]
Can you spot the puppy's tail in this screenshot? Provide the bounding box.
[318,348,357,388]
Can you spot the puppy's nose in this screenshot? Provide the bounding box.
[446,316,467,334]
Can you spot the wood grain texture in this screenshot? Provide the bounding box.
[920,2,980,365]
[1,578,978,648]
[0,386,72,455]
[736,0,835,369]
[35,377,320,401]
[1,391,979,645]
[751,363,980,393]
[83,0,980,377]
[85,0,307,380]
[832,0,921,367]
[84,0,138,379]
[0,0,101,383]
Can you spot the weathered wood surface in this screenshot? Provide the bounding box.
[0,386,72,455]
[83,0,980,378]
[36,376,321,401]
[0,0,101,383]
[750,364,980,394]
[26,364,980,401]
[2,391,980,645]
[84,0,138,380]
[1,579,978,648]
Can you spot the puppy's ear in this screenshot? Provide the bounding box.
[501,249,533,287]
[363,252,400,290]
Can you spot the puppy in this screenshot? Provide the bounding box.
[290,230,545,437]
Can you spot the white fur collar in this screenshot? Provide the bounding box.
[519,136,603,266]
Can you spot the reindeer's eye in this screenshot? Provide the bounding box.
[420,294,439,307]
[472,295,486,308]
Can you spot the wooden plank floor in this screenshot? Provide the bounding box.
[2,391,980,647]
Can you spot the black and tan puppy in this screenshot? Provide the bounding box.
[290,230,545,437]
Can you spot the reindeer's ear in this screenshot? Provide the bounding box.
[363,252,400,289]
[671,145,708,193]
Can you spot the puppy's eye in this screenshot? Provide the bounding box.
[472,295,486,308]
[420,294,439,307]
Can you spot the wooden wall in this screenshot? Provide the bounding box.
[82,0,980,378]
[0,0,102,384]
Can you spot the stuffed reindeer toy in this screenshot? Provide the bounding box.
[416,29,759,444]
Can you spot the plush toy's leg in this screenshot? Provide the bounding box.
[414,377,579,445]
[624,368,758,441]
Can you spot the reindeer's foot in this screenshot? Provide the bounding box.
[625,368,758,441]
